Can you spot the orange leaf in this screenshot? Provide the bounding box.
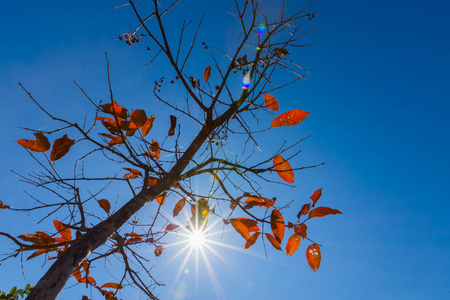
[123,168,142,179]
[124,232,143,245]
[168,115,177,136]
[119,120,138,137]
[204,66,211,83]
[230,219,250,241]
[286,233,301,256]
[273,155,294,183]
[101,100,128,119]
[309,207,342,219]
[50,134,75,161]
[130,109,147,128]
[142,140,161,160]
[154,245,163,257]
[297,203,311,218]
[100,282,124,290]
[265,233,282,250]
[173,198,186,217]
[234,218,259,233]
[294,223,308,239]
[310,188,322,207]
[245,232,261,249]
[244,197,275,209]
[142,116,156,137]
[156,192,166,205]
[79,276,96,284]
[271,109,310,128]
[306,244,321,271]
[73,268,82,281]
[53,220,72,242]
[270,209,285,243]
[98,199,111,214]
[16,132,50,152]
[108,136,124,147]
[147,177,159,186]
[264,94,279,111]
[27,249,48,260]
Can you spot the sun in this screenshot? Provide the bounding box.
[188,229,206,248]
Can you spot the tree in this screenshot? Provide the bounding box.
[0,0,341,299]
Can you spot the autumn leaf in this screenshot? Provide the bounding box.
[96,117,121,135]
[165,224,179,233]
[16,132,50,153]
[173,198,186,217]
[131,109,147,128]
[286,233,301,256]
[154,246,163,257]
[230,219,251,241]
[27,249,48,260]
[265,233,282,250]
[204,66,211,83]
[271,109,310,128]
[308,207,342,219]
[124,232,143,244]
[156,192,166,205]
[0,200,12,209]
[245,232,261,249]
[98,199,111,214]
[53,220,72,242]
[147,177,159,186]
[101,100,128,119]
[306,244,321,271]
[294,223,307,239]
[101,282,124,290]
[142,116,156,137]
[123,168,142,179]
[264,94,279,111]
[50,134,75,161]
[142,140,161,160]
[244,197,275,209]
[168,115,177,136]
[107,136,124,147]
[297,203,311,219]
[119,120,138,137]
[273,155,294,183]
[79,276,96,284]
[271,208,285,243]
[310,188,322,207]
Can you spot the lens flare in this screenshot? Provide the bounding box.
[257,24,266,35]
[189,230,206,248]
[242,72,251,90]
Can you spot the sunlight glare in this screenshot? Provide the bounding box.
[189,230,206,248]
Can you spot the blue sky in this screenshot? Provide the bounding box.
[1,0,449,299]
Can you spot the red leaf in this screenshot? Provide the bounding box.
[264,94,279,111]
[119,120,138,137]
[0,200,12,209]
[154,245,163,257]
[265,233,282,250]
[165,224,179,233]
[310,188,322,207]
[124,232,143,245]
[286,233,301,256]
[53,220,72,242]
[130,109,147,128]
[16,132,50,153]
[98,199,111,214]
[142,116,156,137]
[273,155,294,183]
[270,209,285,243]
[173,198,186,217]
[245,232,261,249]
[27,249,48,260]
[294,223,307,239]
[244,197,275,209]
[204,66,211,83]
[101,100,128,119]
[50,134,75,161]
[309,207,342,219]
[306,244,321,271]
[96,117,121,135]
[271,109,310,128]
[168,115,177,136]
[100,282,124,290]
[230,219,251,241]
[108,136,124,147]
[142,140,161,160]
